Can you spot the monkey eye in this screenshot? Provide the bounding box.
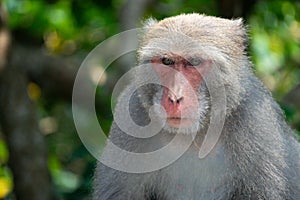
[161,57,175,65]
[187,58,202,66]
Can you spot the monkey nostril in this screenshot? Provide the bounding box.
[176,97,183,104]
[168,96,183,105]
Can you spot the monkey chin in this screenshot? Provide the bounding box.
[167,117,196,128]
[165,117,201,135]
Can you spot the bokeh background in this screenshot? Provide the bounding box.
[0,0,299,199]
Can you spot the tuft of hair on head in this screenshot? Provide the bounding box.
[142,17,158,30]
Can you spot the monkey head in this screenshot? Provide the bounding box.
[136,14,249,134]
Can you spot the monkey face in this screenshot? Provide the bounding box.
[137,24,216,134]
[137,36,215,134]
[135,54,212,135]
[150,55,211,130]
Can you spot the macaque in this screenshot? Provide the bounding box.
[93,14,300,199]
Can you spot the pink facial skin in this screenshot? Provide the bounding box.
[151,56,211,128]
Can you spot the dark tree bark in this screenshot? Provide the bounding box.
[0,5,56,200]
[0,50,57,200]
[10,45,78,101]
[119,0,156,30]
[0,4,9,72]
[218,0,257,18]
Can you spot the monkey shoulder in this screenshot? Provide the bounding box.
[224,74,300,198]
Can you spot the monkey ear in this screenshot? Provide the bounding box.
[234,18,246,33]
[232,18,248,50]
[143,18,158,30]
[138,18,158,62]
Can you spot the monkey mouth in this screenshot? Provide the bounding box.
[167,117,196,128]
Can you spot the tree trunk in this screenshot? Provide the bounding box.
[0,54,57,200]
[0,4,56,200]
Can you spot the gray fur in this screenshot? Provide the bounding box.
[93,14,300,200]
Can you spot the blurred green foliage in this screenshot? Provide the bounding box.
[249,0,300,132]
[250,1,300,96]
[5,0,120,53]
[0,0,299,199]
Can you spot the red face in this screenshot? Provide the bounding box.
[151,56,211,128]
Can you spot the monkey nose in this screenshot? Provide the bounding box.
[168,95,184,105]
